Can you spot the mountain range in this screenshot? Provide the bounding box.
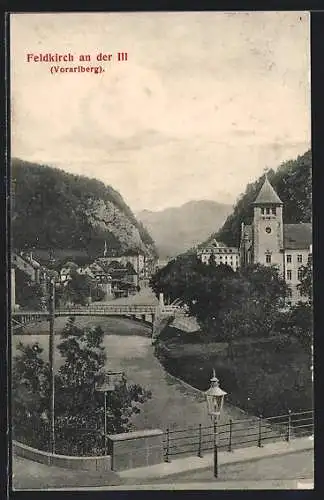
[137,200,233,260]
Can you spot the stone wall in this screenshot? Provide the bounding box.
[13,441,112,472]
[108,429,164,471]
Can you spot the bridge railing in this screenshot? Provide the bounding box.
[56,304,158,313]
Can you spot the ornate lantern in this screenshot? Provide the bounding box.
[205,369,227,421]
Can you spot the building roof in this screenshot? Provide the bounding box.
[284,223,312,250]
[253,177,283,205]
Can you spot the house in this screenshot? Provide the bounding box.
[197,240,240,271]
[97,249,146,279]
[239,175,312,305]
[104,260,138,296]
[11,251,58,310]
[12,251,41,283]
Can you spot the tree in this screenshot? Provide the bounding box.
[66,272,92,305]
[297,259,313,304]
[239,264,288,310]
[12,342,50,449]
[15,269,44,310]
[54,318,151,454]
[12,319,152,455]
[287,302,313,350]
[208,253,216,266]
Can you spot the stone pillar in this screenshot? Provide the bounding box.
[11,267,15,309]
[108,429,164,471]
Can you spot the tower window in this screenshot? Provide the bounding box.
[265,227,271,234]
[271,207,276,215]
[287,270,292,280]
[286,255,292,263]
[297,254,303,263]
[266,254,271,264]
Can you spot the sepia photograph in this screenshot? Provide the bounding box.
[10,11,313,490]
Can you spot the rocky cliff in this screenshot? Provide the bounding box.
[12,158,157,262]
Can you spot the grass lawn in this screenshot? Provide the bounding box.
[155,331,312,417]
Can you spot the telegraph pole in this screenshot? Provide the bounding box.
[49,278,56,455]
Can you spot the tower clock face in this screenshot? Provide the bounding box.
[265,227,271,234]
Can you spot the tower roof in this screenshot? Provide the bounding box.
[253,176,283,205]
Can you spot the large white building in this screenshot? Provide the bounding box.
[197,240,240,272]
[197,176,312,305]
[240,176,312,305]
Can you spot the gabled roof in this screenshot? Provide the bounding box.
[253,177,283,205]
[284,223,312,250]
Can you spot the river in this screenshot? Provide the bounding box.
[12,316,245,432]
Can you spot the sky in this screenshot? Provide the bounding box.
[11,12,310,212]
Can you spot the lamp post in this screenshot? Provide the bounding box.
[205,369,227,478]
[95,371,124,454]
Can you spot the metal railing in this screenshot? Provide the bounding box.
[12,304,159,316]
[12,304,186,321]
[163,409,313,461]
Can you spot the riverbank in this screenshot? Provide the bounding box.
[12,317,250,433]
[154,325,312,417]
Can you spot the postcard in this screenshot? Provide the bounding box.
[10,11,313,490]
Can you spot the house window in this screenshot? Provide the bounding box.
[297,268,303,281]
[266,254,271,264]
[287,287,292,298]
[261,208,265,214]
[286,255,292,264]
[266,207,270,215]
[271,207,277,215]
[297,254,303,263]
[287,270,292,280]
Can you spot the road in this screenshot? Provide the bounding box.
[12,450,313,490]
[148,450,314,485]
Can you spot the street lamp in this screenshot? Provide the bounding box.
[95,371,124,454]
[205,369,227,478]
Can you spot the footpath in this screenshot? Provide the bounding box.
[118,436,314,483]
[13,436,313,490]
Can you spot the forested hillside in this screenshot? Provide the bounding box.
[12,159,157,260]
[204,150,312,248]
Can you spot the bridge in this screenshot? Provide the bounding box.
[11,302,184,340]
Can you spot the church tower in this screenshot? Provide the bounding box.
[252,176,284,274]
